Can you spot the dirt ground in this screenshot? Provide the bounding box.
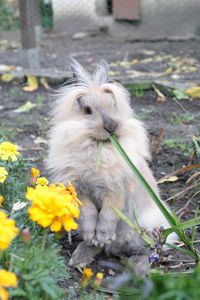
[1,82,200,293]
[1,31,200,296]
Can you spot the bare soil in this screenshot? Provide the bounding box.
[0,80,200,296]
[1,32,200,295]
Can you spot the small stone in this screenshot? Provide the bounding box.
[72,32,89,40]
[108,269,115,276]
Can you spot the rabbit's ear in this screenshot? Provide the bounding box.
[93,61,110,86]
[69,59,91,85]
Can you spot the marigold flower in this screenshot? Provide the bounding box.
[0,196,3,206]
[31,167,39,178]
[26,183,81,232]
[0,211,19,250]
[0,269,17,288]
[94,272,103,288]
[0,269,17,300]
[0,167,8,183]
[36,177,49,186]
[0,286,8,300]
[81,268,93,287]
[66,181,82,207]
[0,142,19,162]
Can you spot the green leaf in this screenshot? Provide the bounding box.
[14,101,36,113]
[193,136,200,156]
[191,207,199,251]
[173,89,189,100]
[166,242,198,259]
[111,206,154,246]
[162,217,200,240]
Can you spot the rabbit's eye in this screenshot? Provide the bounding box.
[84,106,92,115]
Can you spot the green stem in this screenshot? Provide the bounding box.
[41,228,48,252]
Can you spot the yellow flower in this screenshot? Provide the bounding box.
[0,269,17,288]
[81,268,93,287]
[0,269,17,300]
[0,142,19,162]
[36,177,49,186]
[0,196,3,206]
[0,167,8,183]
[26,183,81,232]
[94,272,103,288]
[31,167,39,178]
[56,181,82,207]
[0,211,19,250]
[0,286,8,300]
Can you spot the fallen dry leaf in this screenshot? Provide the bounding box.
[34,136,47,144]
[158,163,200,185]
[152,84,166,102]
[40,77,50,90]
[23,75,38,92]
[186,86,200,99]
[129,59,138,65]
[165,66,173,75]
[109,70,120,76]
[1,73,14,82]
[140,57,153,64]
[0,64,16,72]
[158,175,178,184]
[14,101,36,113]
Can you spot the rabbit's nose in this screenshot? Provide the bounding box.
[102,114,118,134]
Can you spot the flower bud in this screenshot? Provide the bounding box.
[81,268,93,288]
[21,228,31,245]
[29,175,37,187]
[94,272,103,288]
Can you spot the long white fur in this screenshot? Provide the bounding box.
[47,60,176,256]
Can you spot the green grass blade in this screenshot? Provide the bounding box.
[109,134,200,260]
[132,204,140,229]
[109,134,176,226]
[165,243,198,259]
[170,210,192,247]
[191,207,199,251]
[162,217,200,240]
[96,140,103,171]
[111,206,154,246]
[193,136,200,156]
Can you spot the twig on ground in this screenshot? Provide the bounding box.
[155,128,164,155]
[166,183,195,202]
[158,164,200,184]
[176,190,200,220]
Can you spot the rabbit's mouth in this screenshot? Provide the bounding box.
[92,132,119,144]
[92,137,110,144]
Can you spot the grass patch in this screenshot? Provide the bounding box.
[164,138,193,157]
[0,122,15,140]
[126,82,152,98]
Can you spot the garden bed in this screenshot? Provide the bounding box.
[0,79,200,298]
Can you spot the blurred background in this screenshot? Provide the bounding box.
[0,0,200,85]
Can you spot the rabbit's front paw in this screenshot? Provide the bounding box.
[82,228,95,245]
[69,241,102,267]
[92,221,116,248]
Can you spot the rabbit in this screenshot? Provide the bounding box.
[47,59,176,268]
